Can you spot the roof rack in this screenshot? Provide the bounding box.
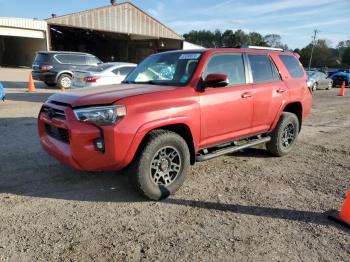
[247,45,284,52]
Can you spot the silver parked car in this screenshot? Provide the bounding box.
[72,62,137,88]
[306,71,333,91]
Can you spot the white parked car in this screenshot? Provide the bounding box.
[72,62,137,88]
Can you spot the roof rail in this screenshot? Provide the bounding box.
[247,45,284,52]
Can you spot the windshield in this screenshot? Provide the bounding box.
[124,52,203,86]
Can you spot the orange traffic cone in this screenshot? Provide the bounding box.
[338,81,345,96]
[328,190,350,228]
[27,72,36,92]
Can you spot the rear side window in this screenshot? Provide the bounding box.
[69,55,86,65]
[119,66,135,75]
[279,55,304,78]
[248,54,279,83]
[55,54,85,64]
[203,53,246,86]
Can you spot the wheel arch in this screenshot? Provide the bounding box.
[55,71,73,82]
[270,101,303,132]
[127,122,197,167]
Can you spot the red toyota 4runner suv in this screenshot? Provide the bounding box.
[38,47,312,200]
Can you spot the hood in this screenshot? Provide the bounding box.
[48,84,176,107]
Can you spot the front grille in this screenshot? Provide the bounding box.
[45,124,70,144]
[42,106,66,120]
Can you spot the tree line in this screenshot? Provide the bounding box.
[183,30,350,68]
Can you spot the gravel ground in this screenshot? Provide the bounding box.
[0,68,349,261]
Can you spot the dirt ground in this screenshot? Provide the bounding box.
[0,68,349,261]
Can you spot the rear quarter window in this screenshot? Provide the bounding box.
[279,55,304,78]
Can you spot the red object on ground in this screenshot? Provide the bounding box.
[328,190,350,228]
[27,72,36,92]
[339,190,350,223]
[338,81,345,96]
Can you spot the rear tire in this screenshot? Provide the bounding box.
[130,130,190,200]
[266,112,299,157]
[57,74,72,89]
[311,82,318,91]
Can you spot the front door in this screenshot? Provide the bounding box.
[199,53,253,148]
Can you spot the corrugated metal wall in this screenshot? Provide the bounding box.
[0,17,47,31]
[47,2,183,40]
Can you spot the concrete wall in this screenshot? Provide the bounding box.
[0,36,47,67]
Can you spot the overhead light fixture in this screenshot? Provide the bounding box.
[160,41,165,47]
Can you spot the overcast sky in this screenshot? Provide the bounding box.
[0,0,349,49]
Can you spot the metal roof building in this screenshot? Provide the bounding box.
[0,1,184,67]
[0,18,48,67]
[46,2,184,63]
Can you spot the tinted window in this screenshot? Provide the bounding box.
[34,53,51,63]
[69,55,86,65]
[119,66,135,75]
[279,55,304,78]
[203,53,246,86]
[86,56,102,65]
[248,54,276,83]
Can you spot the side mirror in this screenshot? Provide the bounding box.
[203,74,229,88]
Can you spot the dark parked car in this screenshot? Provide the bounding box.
[32,51,102,88]
[306,70,333,91]
[331,71,350,87]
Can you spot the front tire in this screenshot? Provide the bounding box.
[266,112,299,157]
[131,130,190,200]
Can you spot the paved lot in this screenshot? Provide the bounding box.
[0,68,349,261]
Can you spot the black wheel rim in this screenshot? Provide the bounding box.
[150,146,181,186]
[281,123,295,149]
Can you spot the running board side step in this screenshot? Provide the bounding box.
[196,136,271,162]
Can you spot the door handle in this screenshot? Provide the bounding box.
[277,88,286,93]
[241,92,252,99]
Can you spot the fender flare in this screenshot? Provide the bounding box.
[268,100,302,132]
[122,117,197,167]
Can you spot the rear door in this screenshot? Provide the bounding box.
[199,52,253,147]
[247,53,287,133]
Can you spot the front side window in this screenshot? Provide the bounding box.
[125,52,203,86]
[248,54,278,83]
[279,55,304,78]
[203,53,246,86]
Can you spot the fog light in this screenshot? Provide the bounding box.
[95,139,104,152]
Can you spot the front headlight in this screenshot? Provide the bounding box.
[73,105,126,125]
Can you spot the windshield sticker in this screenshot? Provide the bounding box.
[179,53,201,60]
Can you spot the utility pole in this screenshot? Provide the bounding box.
[308,29,320,71]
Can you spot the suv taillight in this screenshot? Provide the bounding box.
[83,76,100,83]
[41,65,53,71]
